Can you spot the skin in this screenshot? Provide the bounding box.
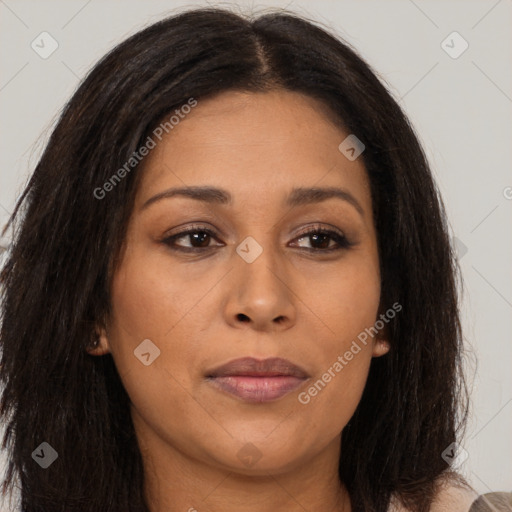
[89,90,390,512]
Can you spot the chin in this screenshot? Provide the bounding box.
[209,435,313,476]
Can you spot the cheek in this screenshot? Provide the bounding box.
[107,243,216,349]
[293,252,380,422]
[296,309,377,446]
[298,249,381,348]
[103,245,203,388]
[104,251,216,452]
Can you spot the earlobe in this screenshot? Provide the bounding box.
[372,339,390,358]
[372,305,392,358]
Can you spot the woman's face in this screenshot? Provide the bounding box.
[91,90,389,475]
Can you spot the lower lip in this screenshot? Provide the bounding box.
[207,375,307,403]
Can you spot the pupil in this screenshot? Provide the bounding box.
[311,233,329,248]
[192,232,210,247]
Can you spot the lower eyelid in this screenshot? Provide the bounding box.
[292,241,350,252]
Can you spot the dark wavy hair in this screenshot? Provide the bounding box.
[0,7,471,512]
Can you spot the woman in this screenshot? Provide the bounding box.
[0,7,478,512]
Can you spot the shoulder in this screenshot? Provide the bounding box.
[388,481,480,512]
[428,482,480,512]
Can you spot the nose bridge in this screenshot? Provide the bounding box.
[235,233,284,298]
[225,232,296,330]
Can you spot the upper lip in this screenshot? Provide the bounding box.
[206,357,309,378]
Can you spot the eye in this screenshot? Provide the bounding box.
[161,223,353,254]
[162,225,224,252]
[290,226,352,252]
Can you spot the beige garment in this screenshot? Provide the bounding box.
[469,492,512,511]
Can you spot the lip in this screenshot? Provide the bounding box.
[205,357,310,403]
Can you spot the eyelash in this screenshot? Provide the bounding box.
[161,223,353,254]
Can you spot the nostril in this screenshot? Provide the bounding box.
[236,313,250,322]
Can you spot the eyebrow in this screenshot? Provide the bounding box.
[140,185,364,217]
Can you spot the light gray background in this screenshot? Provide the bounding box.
[0,0,511,506]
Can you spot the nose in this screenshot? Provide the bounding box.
[223,243,297,332]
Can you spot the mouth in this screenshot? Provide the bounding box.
[205,357,310,403]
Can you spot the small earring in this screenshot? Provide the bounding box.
[88,331,100,349]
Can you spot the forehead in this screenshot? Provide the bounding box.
[135,90,371,213]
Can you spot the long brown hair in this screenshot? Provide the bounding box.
[1,7,470,511]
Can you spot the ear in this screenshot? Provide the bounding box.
[86,322,111,356]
